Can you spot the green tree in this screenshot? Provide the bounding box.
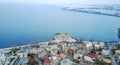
[93,59,103,65]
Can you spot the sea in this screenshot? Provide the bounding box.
[0,4,120,48]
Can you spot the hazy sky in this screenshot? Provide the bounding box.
[0,0,120,5]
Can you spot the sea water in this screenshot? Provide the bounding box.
[0,4,120,48]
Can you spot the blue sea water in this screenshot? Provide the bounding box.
[0,4,120,48]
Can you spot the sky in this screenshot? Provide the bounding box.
[0,0,120,6]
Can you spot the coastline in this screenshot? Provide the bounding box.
[0,42,49,50]
[62,7,120,18]
[0,41,118,50]
[0,33,120,65]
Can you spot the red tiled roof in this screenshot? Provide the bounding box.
[86,54,99,59]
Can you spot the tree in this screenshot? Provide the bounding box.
[27,53,39,65]
[93,59,103,65]
[9,46,20,56]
